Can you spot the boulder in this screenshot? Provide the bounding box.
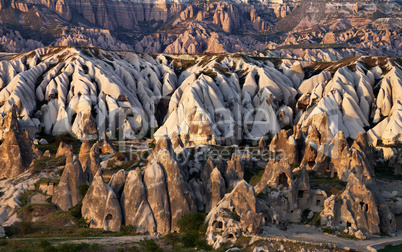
[43,150,51,157]
[378,203,397,236]
[39,138,48,145]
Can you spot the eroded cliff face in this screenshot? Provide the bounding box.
[0,48,402,246]
[0,48,402,147]
[0,107,41,179]
[0,0,400,56]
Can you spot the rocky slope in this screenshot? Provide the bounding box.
[0,0,400,58]
[0,47,401,247]
[0,47,401,147]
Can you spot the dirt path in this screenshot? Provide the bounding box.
[51,234,157,246]
[9,227,402,251]
[261,225,402,251]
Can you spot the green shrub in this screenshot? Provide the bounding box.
[322,227,333,234]
[39,240,55,252]
[176,212,206,233]
[139,239,162,252]
[223,208,240,221]
[0,239,9,246]
[58,168,64,176]
[195,237,212,250]
[69,202,82,219]
[121,225,133,235]
[126,246,140,252]
[18,191,35,207]
[35,178,60,191]
[19,221,33,235]
[32,156,66,172]
[176,212,210,249]
[249,175,262,187]
[162,232,180,247]
[52,242,100,252]
[181,230,198,247]
[79,184,89,198]
[77,217,89,228]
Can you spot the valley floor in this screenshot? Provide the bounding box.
[6,227,402,251]
[257,226,402,251]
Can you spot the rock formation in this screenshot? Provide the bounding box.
[120,169,156,234]
[255,159,300,222]
[152,141,196,232]
[108,169,125,197]
[207,167,226,212]
[52,150,87,211]
[320,174,383,238]
[0,107,41,179]
[79,141,101,182]
[56,142,73,158]
[143,161,171,234]
[206,180,264,249]
[225,153,244,189]
[82,171,122,232]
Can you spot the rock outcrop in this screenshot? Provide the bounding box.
[225,153,244,189]
[203,167,226,212]
[268,127,301,164]
[97,132,116,154]
[255,159,300,222]
[52,150,87,211]
[206,180,264,249]
[121,169,156,234]
[79,142,101,183]
[143,161,171,234]
[152,140,196,232]
[108,169,125,197]
[82,172,122,232]
[56,142,73,158]
[320,174,381,238]
[0,108,41,179]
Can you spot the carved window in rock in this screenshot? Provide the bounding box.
[360,202,368,212]
[105,214,113,220]
[212,220,223,230]
[298,190,304,198]
[277,172,289,189]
